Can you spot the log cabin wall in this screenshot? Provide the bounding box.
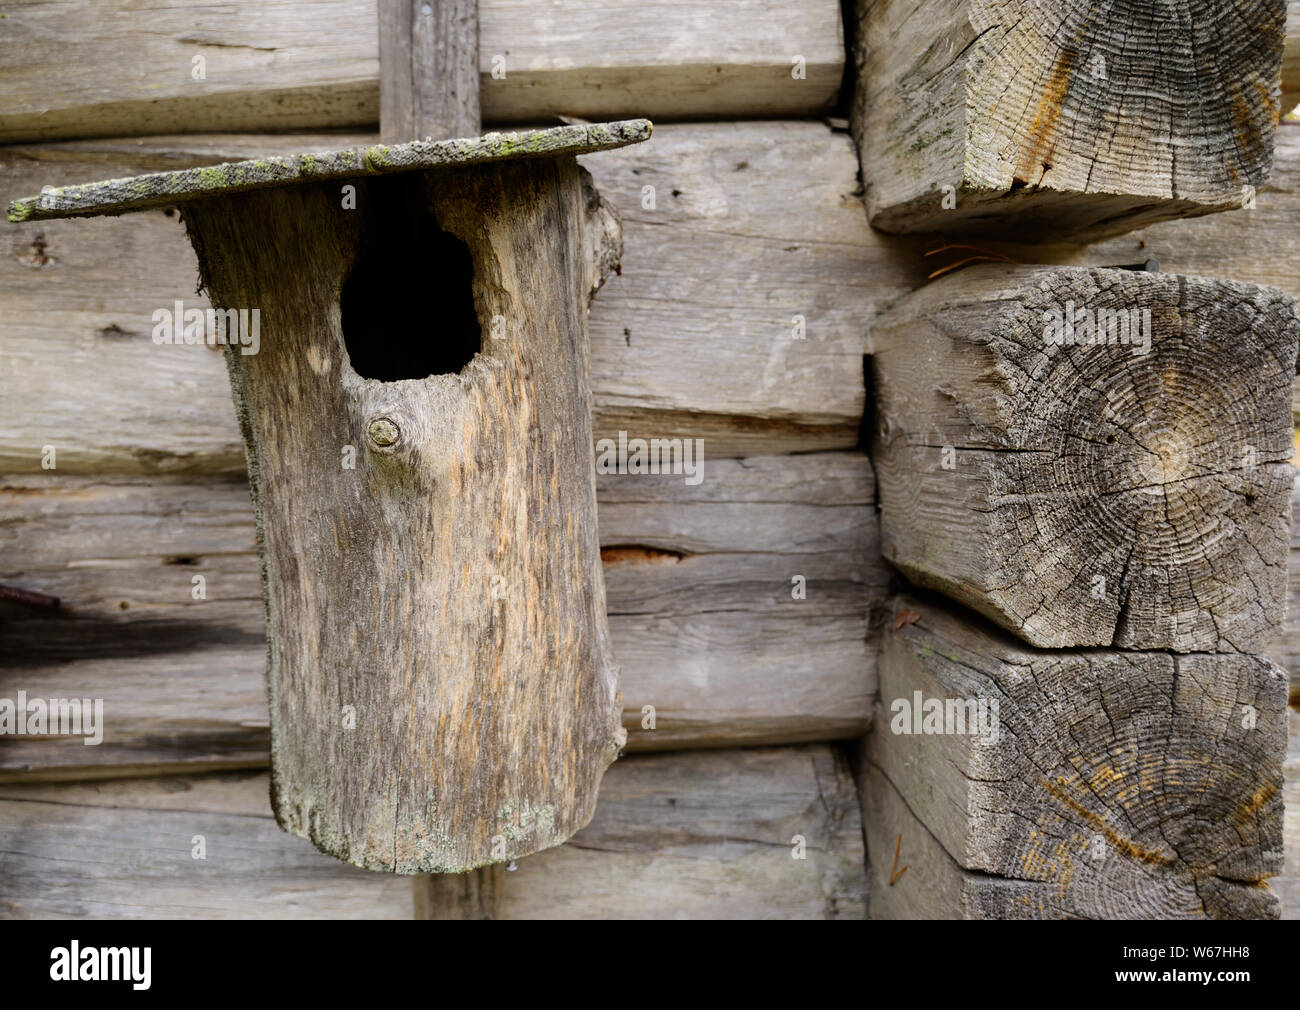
[851,0,1300,919]
[0,0,1298,919]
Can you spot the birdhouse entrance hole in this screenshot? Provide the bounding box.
[341,176,481,382]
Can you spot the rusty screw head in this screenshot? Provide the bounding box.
[367,416,401,449]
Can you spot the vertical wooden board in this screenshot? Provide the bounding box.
[413,864,504,919]
[379,0,480,143]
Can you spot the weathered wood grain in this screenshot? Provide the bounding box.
[1281,708,1300,919]
[0,122,893,468]
[379,0,480,144]
[1286,0,1300,95]
[381,0,490,905]
[495,745,867,919]
[876,124,1300,308]
[872,263,1300,652]
[1266,476,1300,687]
[11,123,1291,472]
[578,121,909,456]
[1032,123,1300,300]
[177,153,626,873]
[0,454,881,779]
[0,772,413,919]
[862,595,1288,919]
[0,745,866,919]
[413,864,505,919]
[0,0,842,143]
[902,122,1300,443]
[7,122,652,222]
[380,0,488,900]
[853,0,1288,240]
[862,760,1035,919]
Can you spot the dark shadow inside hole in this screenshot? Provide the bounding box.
[341,175,481,381]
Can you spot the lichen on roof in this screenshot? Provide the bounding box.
[7,119,654,223]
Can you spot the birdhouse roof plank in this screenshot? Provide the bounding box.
[8,119,653,222]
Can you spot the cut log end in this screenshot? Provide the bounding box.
[872,264,1300,652]
[863,595,1287,920]
[856,0,1288,240]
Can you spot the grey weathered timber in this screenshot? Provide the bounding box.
[382,0,488,901]
[1267,478,1300,689]
[886,124,1300,312]
[0,1,843,143]
[863,596,1287,919]
[853,0,1288,239]
[413,864,504,919]
[488,745,868,919]
[181,156,628,872]
[0,746,866,919]
[6,122,654,872]
[872,263,1300,652]
[861,761,987,920]
[0,773,414,919]
[1287,0,1300,95]
[0,455,881,780]
[7,121,652,222]
[1042,123,1300,298]
[379,0,479,143]
[1283,708,1300,919]
[0,122,891,467]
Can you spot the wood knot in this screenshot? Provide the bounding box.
[366,416,401,449]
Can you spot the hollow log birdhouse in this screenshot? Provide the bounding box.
[8,119,654,872]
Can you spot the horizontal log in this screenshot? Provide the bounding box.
[894,124,1300,309]
[0,0,842,143]
[971,124,1300,304]
[0,122,895,469]
[0,454,882,779]
[492,745,865,919]
[0,771,413,919]
[871,263,1299,652]
[0,745,866,919]
[854,0,1287,240]
[862,595,1288,919]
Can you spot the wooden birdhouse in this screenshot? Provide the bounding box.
[9,119,653,872]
